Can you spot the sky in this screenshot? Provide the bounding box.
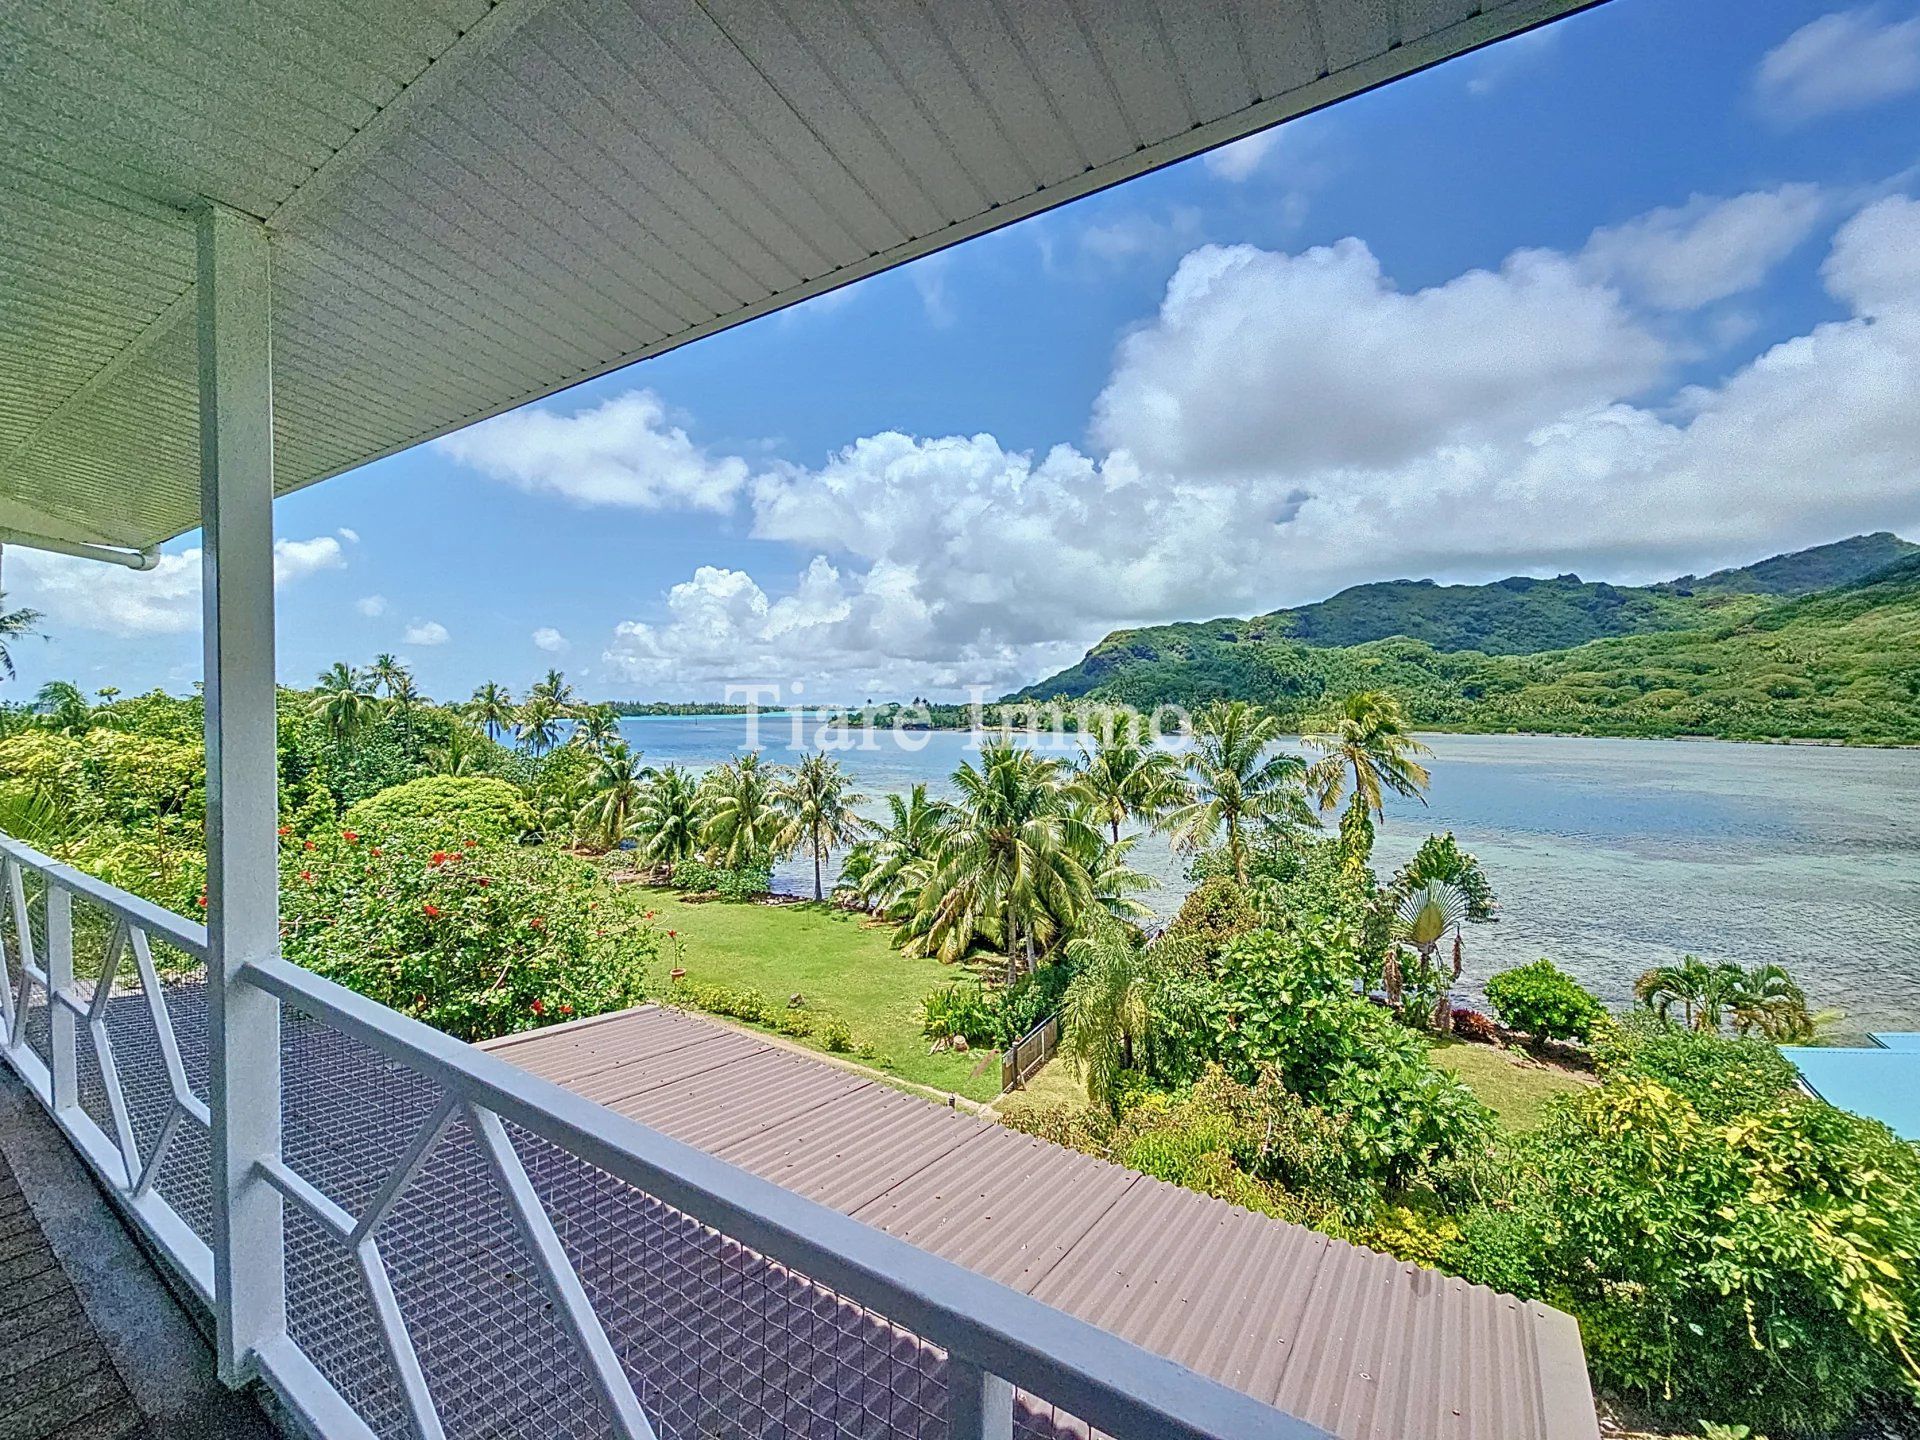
[13,0,1920,704]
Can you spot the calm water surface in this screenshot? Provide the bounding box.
[615,716,1920,1033]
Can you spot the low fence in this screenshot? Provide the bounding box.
[1001,1014,1061,1093]
[0,833,1319,1440]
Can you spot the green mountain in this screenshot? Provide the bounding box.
[1009,537,1920,745]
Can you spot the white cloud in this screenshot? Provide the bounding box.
[531,626,569,653]
[1090,237,1666,477]
[1579,185,1827,310]
[9,534,346,637]
[608,191,1920,697]
[1757,7,1920,120]
[355,594,388,618]
[1203,129,1281,181]
[337,527,360,544]
[402,619,450,646]
[1077,207,1207,268]
[910,254,956,328]
[434,390,749,511]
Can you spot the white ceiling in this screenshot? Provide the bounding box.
[0,0,1598,553]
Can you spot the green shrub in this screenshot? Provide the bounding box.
[773,1009,814,1039]
[1356,1203,1463,1270]
[920,981,1005,1047]
[341,775,533,844]
[1483,1079,1920,1433]
[1212,925,1421,1099]
[1592,1011,1798,1122]
[1484,958,1605,1042]
[818,1016,854,1053]
[1165,876,1257,963]
[279,823,654,1042]
[675,856,773,900]
[1325,1053,1496,1191]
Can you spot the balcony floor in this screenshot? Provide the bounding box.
[0,1068,273,1440]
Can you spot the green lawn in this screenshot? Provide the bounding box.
[643,892,1003,1101]
[1429,1037,1590,1130]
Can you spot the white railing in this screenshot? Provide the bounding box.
[0,832,1325,1440]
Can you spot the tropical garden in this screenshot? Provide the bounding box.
[0,652,1911,1436]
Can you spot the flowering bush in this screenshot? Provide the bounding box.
[279,820,655,1041]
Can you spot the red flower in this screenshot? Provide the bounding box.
[370,846,383,857]
[476,877,490,887]
[195,895,207,908]
[343,830,359,844]
[463,840,477,850]
[559,1003,574,1017]
[528,916,545,930]
[530,998,546,1015]
[277,825,291,837]
[644,910,655,920]
[299,870,314,884]
[302,839,316,851]
[423,902,441,918]
[666,930,677,940]
[429,851,450,867]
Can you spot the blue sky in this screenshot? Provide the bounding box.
[16,0,1920,702]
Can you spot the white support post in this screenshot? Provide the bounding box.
[198,201,286,1385]
[46,883,74,1114]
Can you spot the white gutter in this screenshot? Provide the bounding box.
[0,527,159,571]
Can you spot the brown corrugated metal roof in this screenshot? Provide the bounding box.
[484,1005,1598,1440]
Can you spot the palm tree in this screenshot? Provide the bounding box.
[1168,700,1314,887]
[530,668,577,714]
[1729,962,1814,1042]
[516,698,560,757]
[700,752,786,870]
[1634,955,1743,1031]
[773,753,870,901]
[574,741,648,850]
[569,705,621,755]
[425,722,492,776]
[629,765,704,879]
[309,663,377,747]
[367,653,408,698]
[1302,690,1432,861]
[914,742,1098,976]
[34,680,96,734]
[0,594,41,681]
[1083,834,1156,928]
[1062,923,1156,1116]
[1069,728,1191,844]
[837,784,943,916]
[469,682,516,742]
[387,671,422,741]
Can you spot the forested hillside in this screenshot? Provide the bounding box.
[1010,537,1920,744]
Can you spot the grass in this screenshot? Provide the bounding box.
[643,891,1004,1101]
[991,1055,1088,1113]
[1428,1037,1590,1130]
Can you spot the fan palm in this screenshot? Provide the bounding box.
[1069,729,1192,844]
[700,752,786,869]
[1168,700,1314,887]
[0,594,42,682]
[469,682,516,741]
[773,752,870,901]
[629,765,704,878]
[308,663,376,746]
[1389,881,1470,1009]
[1302,690,1432,851]
[574,741,648,850]
[914,742,1098,976]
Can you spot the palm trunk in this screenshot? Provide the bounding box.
[813,835,823,901]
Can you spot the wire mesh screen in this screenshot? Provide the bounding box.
[272,996,1102,1440]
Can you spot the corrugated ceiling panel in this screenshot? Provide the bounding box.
[1,0,1596,551]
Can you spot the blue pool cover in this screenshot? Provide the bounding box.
[1780,1044,1920,1140]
